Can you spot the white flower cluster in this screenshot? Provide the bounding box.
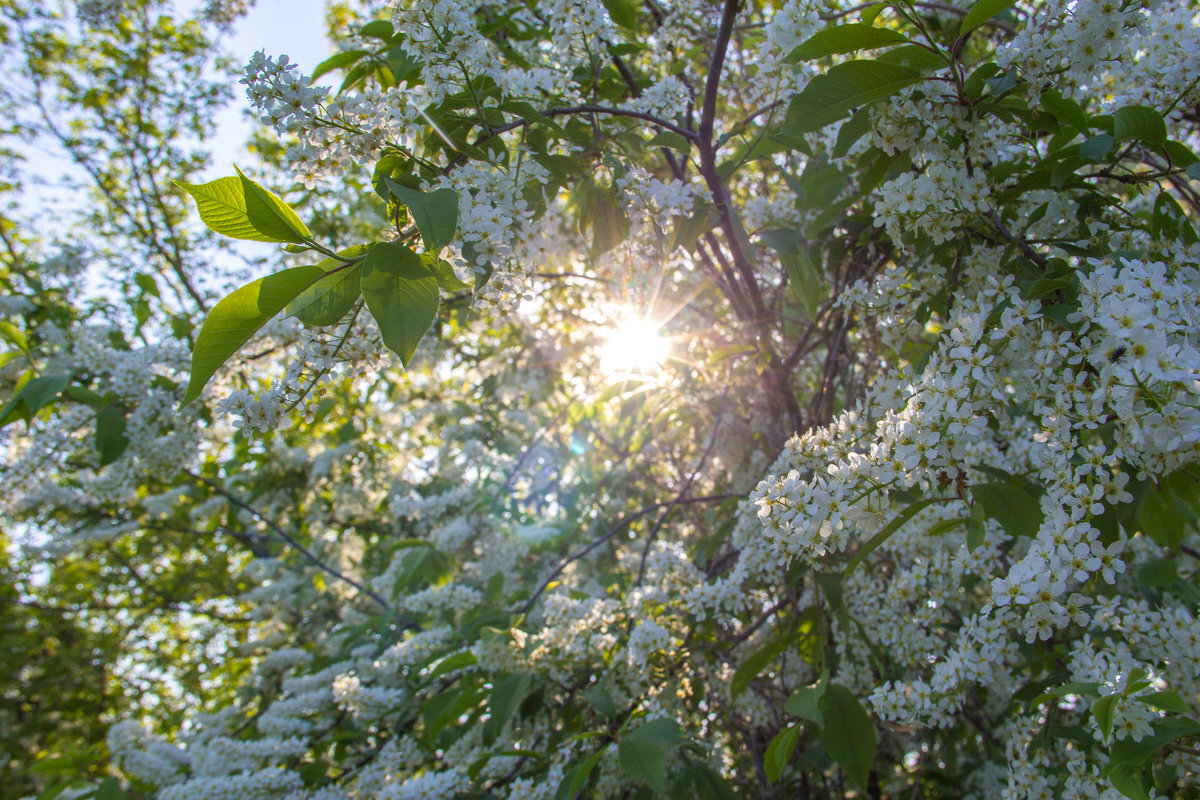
[874,163,991,245]
[217,315,384,432]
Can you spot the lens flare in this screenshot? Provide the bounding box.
[599,313,670,378]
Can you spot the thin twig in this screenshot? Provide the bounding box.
[185,470,398,613]
[520,493,739,615]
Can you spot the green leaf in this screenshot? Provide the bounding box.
[818,684,876,791]
[732,632,795,698]
[0,320,29,353]
[556,748,607,800]
[647,131,692,154]
[359,19,394,39]
[177,176,276,242]
[385,181,459,253]
[177,173,310,244]
[1163,140,1199,167]
[784,670,829,725]
[786,23,910,62]
[960,0,1016,34]
[967,499,987,551]
[601,0,638,30]
[484,673,532,745]
[286,264,362,326]
[311,49,369,82]
[94,777,127,800]
[874,44,945,71]
[1136,557,1177,588]
[181,265,328,405]
[834,110,873,158]
[1093,694,1117,742]
[361,242,440,366]
[764,725,802,782]
[783,249,824,317]
[420,686,463,739]
[94,405,129,467]
[619,740,668,795]
[423,254,472,292]
[583,685,617,717]
[1137,483,1184,548]
[427,650,476,680]
[1114,106,1167,146]
[844,497,941,577]
[1042,90,1089,135]
[783,60,921,135]
[1108,763,1149,800]
[969,482,1044,538]
[1108,716,1200,768]
[1080,134,1115,161]
[236,166,312,244]
[625,717,688,746]
[1140,691,1191,714]
[0,373,71,426]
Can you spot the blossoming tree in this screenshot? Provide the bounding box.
[4,0,1200,797]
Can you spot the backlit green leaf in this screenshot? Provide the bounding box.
[386,181,459,253]
[236,166,312,244]
[181,264,328,405]
[361,241,440,366]
[286,264,362,326]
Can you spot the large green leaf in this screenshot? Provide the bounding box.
[386,181,459,253]
[786,23,910,62]
[619,739,668,794]
[483,673,532,745]
[818,684,876,791]
[94,405,130,467]
[311,48,369,81]
[783,60,921,135]
[0,373,71,427]
[764,725,801,783]
[969,482,1044,538]
[1113,106,1167,146]
[601,0,638,30]
[732,631,796,698]
[361,242,440,366]
[1041,90,1089,136]
[286,264,363,326]
[181,264,328,405]
[1136,482,1184,548]
[177,173,310,244]
[236,166,313,244]
[784,670,828,725]
[556,748,607,800]
[624,717,688,746]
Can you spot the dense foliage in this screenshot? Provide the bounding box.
[3,0,1200,797]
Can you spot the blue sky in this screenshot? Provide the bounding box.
[204,0,333,178]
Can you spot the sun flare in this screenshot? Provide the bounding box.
[599,313,670,377]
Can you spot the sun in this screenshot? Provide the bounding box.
[599,312,670,378]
